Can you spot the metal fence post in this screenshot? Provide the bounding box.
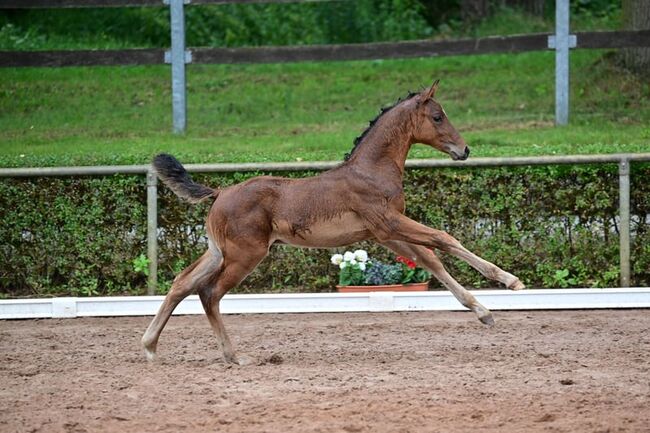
[551,0,574,126]
[619,159,631,287]
[146,168,158,295]
[166,0,189,133]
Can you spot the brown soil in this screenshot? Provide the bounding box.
[1,310,649,433]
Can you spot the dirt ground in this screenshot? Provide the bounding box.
[1,309,649,433]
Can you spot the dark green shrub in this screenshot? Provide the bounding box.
[0,0,431,51]
[0,175,146,297]
[1,163,648,297]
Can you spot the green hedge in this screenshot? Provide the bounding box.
[1,164,649,297]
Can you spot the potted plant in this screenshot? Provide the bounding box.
[330,249,431,292]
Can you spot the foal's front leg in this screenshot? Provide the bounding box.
[381,240,494,326]
[368,212,525,290]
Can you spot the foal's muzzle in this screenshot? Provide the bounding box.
[449,146,470,161]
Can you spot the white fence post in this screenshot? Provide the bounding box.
[551,0,575,125]
[619,159,631,287]
[146,168,158,295]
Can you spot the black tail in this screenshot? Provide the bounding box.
[152,153,216,204]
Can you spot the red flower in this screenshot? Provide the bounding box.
[396,256,416,269]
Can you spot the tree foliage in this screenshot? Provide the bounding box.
[0,1,431,50]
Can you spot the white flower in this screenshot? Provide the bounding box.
[331,254,343,265]
[339,262,347,269]
[354,249,368,263]
[359,262,366,271]
[343,251,355,262]
[349,258,357,266]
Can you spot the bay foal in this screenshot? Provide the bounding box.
[142,81,525,365]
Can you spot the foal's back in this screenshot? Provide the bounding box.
[208,168,371,248]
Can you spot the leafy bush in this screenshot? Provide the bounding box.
[0,175,147,296]
[0,0,431,51]
[0,1,622,51]
[1,163,649,297]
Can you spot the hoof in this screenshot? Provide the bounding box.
[143,347,157,362]
[478,312,495,327]
[225,353,256,366]
[474,305,495,327]
[508,278,526,291]
[141,335,158,362]
[236,355,256,366]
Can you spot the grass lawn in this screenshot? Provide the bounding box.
[1,49,649,168]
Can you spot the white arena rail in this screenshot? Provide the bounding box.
[1,288,649,320]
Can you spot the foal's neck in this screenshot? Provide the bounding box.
[346,104,415,179]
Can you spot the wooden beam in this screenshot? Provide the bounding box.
[0,49,163,67]
[0,0,161,7]
[577,29,650,49]
[1,31,648,68]
[192,34,549,65]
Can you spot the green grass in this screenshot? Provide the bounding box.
[1,49,649,168]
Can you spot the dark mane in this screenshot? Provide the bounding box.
[344,91,419,161]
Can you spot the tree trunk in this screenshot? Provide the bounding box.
[622,0,650,75]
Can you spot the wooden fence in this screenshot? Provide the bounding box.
[1,30,649,68]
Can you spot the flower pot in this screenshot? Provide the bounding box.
[336,282,429,293]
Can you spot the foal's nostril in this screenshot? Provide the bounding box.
[464,147,470,157]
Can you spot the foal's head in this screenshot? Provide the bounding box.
[411,80,469,161]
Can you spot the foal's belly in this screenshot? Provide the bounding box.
[271,213,372,248]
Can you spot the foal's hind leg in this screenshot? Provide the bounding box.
[141,250,221,361]
[198,243,269,365]
[381,241,494,326]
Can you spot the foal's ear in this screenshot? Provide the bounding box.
[423,79,440,101]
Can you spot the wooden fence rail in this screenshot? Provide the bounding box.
[1,30,649,68]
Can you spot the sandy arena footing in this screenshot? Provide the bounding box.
[1,310,649,432]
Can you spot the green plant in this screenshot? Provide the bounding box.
[132,253,150,277]
[74,275,99,297]
[552,268,578,288]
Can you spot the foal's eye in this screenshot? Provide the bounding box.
[433,115,443,123]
